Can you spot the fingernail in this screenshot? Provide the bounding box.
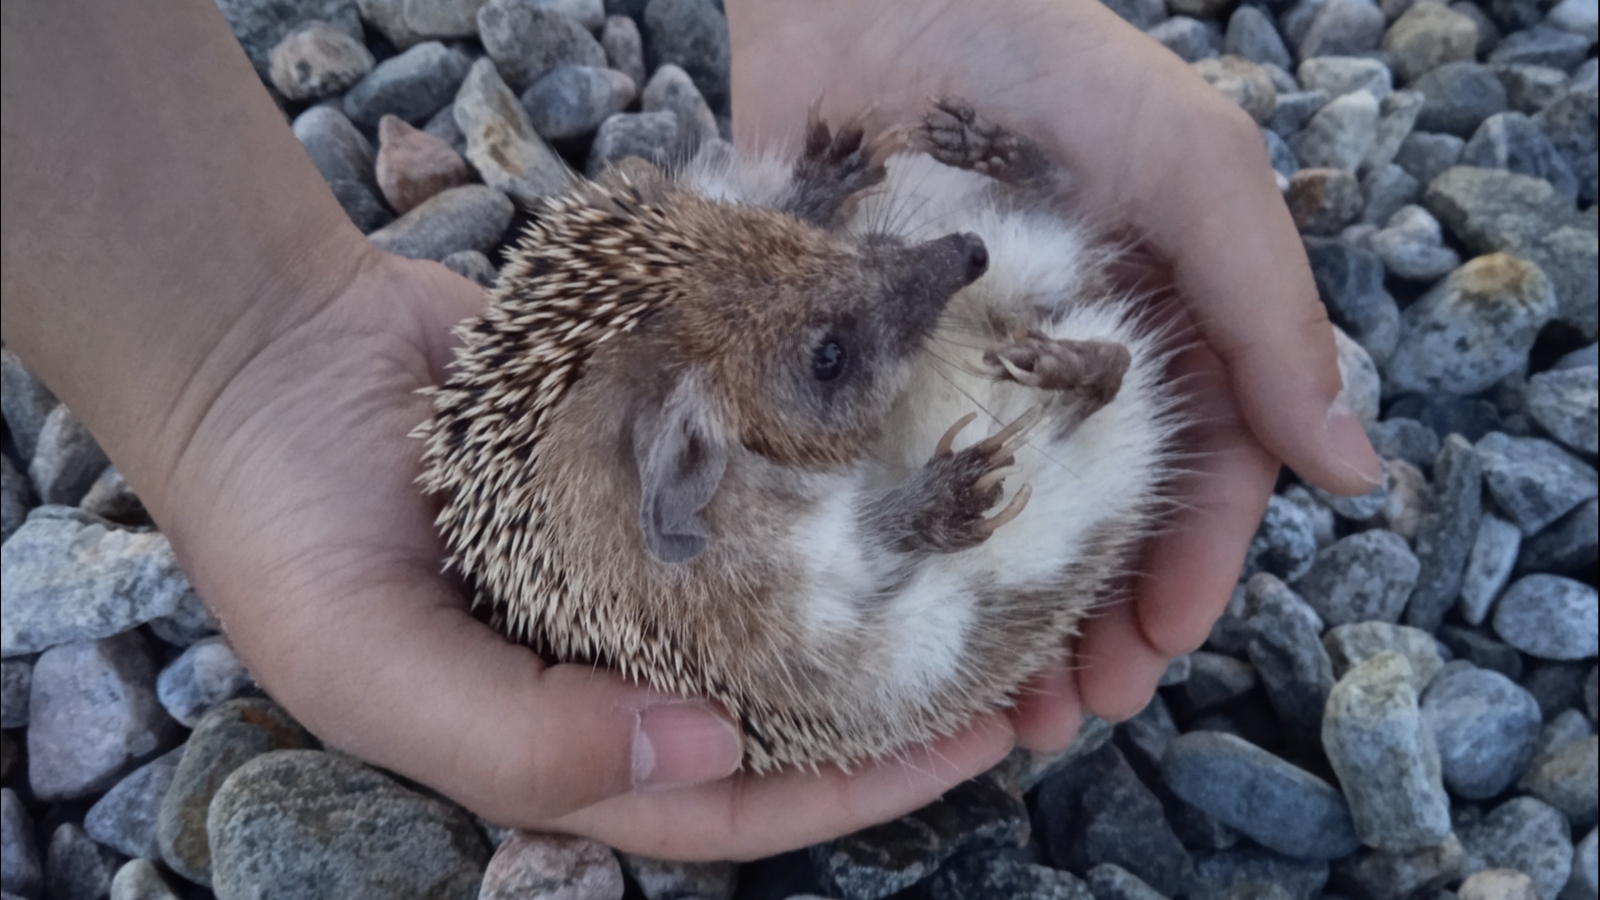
[1326,392,1385,488]
[631,703,743,792]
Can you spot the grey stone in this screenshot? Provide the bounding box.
[1547,0,1599,41]
[1371,204,1460,280]
[292,106,392,230]
[44,822,121,900]
[1459,514,1521,625]
[1,456,30,546]
[1307,472,1388,523]
[1520,735,1598,829]
[455,59,571,204]
[343,42,472,126]
[1421,662,1541,798]
[1300,55,1394,99]
[0,348,56,464]
[355,0,486,47]
[1162,731,1360,860]
[423,101,467,156]
[1016,714,1117,792]
[1569,829,1598,900]
[1332,834,1466,900]
[1476,432,1599,536]
[479,0,605,92]
[532,0,604,30]
[1294,90,1382,171]
[146,589,219,648]
[209,750,487,900]
[1226,6,1294,69]
[1452,0,1503,55]
[1120,694,1180,771]
[1266,127,1302,176]
[1270,91,1333,136]
[643,0,731,110]
[1,789,41,899]
[369,185,516,261]
[158,698,316,886]
[1161,653,1194,687]
[616,853,732,900]
[931,853,1095,900]
[1440,625,1525,681]
[156,636,253,727]
[84,747,182,861]
[441,249,497,286]
[79,466,142,522]
[1460,797,1574,900]
[28,406,107,507]
[1532,710,1595,778]
[1368,417,1441,468]
[521,64,636,140]
[1527,366,1598,455]
[1185,651,1261,711]
[1525,661,1597,718]
[1382,458,1430,540]
[1494,63,1571,113]
[1245,493,1321,582]
[1555,344,1600,371]
[601,15,646,88]
[1535,73,1599,206]
[1325,622,1444,692]
[1365,89,1426,174]
[1489,24,1592,70]
[2,513,192,657]
[1288,168,1366,234]
[642,63,719,155]
[587,110,679,176]
[1106,0,1170,29]
[1296,530,1421,626]
[1189,846,1330,900]
[1406,435,1485,633]
[108,859,180,900]
[268,20,373,101]
[482,833,624,899]
[1287,484,1340,549]
[1493,575,1599,661]
[1460,870,1541,900]
[0,660,28,729]
[1462,111,1581,200]
[1361,163,1421,226]
[1384,1,1479,83]
[27,632,179,801]
[1151,16,1221,62]
[1246,573,1336,736]
[214,0,360,81]
[1299,0,1388,59]
[1323,652,1452,852]
[1285,0,1331,48]
[1425,167,1598,340]
[1087,864,1169,900]
[1413,63,1510,136]
[1207,584,1256,656]
[1396,130,1464,184]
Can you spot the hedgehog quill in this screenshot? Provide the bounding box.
[415,99,1181,773]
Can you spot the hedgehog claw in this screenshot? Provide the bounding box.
[974,465,1020,493]
[976,404,1044,457]
[977,484,1032,535]
[935,412,978,458]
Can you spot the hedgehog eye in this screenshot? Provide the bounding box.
[812,338,846,382]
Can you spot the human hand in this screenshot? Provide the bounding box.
[726,0,1384,748]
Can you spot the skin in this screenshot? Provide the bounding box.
[2,0,1382,862]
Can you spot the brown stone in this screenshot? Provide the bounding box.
[376,114,474,214]
[1287,167,1365,235]
[480,831,624,900]
[268,21,375,101]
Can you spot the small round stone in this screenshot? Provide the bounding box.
[1296,530,1421,627]
[441,250,497,287]
[1292,90,1381,171]
[1477,432,1599,536]
[1244,493,1320,582]
[480,832,625,900]
[1149,17,1220,63]
[1420,662,1541,799]
[1383,1,1478,83]
[44,822,121,900]
[1459,870,1539,900]
[1324,622,1444,692]
[478,0,606,92]
[109,858,182,900]
[641,63,719,156]
[1461,112,1581,201]
[522,65,637,141]
[1457,514,1520,626]
[1370,204,1460,281]
[1224,6,1293,70]
[1526,365,1598,456]
[1493,575,1599,661]
[85,747,184,860]
[1195,56,1279,123]
[1287,168,1365,234]
[343,41,473,126]
[1518,735,1598,829]
[368,185,516,262]
[601,16,646,89]
[155,635,253,727]
[375,114,472,215]
[268,20,374,101]
[1297,0,1388,60]
[642,0,731,110]
[1412,62,1510,136]
[1460,796,1574,900]
[586,111,679,177]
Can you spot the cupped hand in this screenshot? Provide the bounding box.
[727,0,1384,747]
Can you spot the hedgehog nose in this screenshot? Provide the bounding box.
[960,234,989,282]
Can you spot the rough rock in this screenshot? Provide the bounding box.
[28,406,107,507]
[1371,203,1460,280]
[641,63,721,155]
[1325,622,1444,692]
[146,589,219,648]
[1288,168,1365,234]
[1332,834,1466,900]
[1380,458,1428,540]
[1106,0,1170,29]
[1458,514,1520,625]
[156,635,252,727]
[1384,2,1479,83]
[1365,89,1425,174]
[1461,112,1581,201]
[455,59,570,204]
[1488,24,1592,69]
[479,833,625,899]
[1298,0,1388,59]
[1245,494,1321,583]
[1421,662,1541,798]
[1087,863,1170,900]
[478,0,605,91]
[1367,417,1441,469]
[1,456,30,545]
[1,348,57,464]
[79,466,142,521]
[28,632,180,802]
[355,0,486,47]
[44,822,121,900]
[1,788,42,899]
[1570,828,1599,900]
[1323,652,1452,852]
[1535,68,1599,206]
[1151,16,1221,61]
[1296,530,1421,626]
[522,64,637,141]
[1271,90,1333,135]
[1293,89,1381,170]
[1300,55,1394,99]
[343,41,472,126]
[1460,870,1540,900]
[1494,63,1569,113]
[268,20,373,100]
[1184,652,1261,713]
[1518,735,1598,829]
[1412,63,1510,135]
[375,114,472,214]
[1493,575,1599,661]
[1406,435,1485,633]
[1519,497,1598,578]
[1188,846,1331,900]
[1526,365,1599,455]
[368,184,515,261]
[1246,573,1336,736]
[208,750,488,900]
[84,747,183,860]
[1036,745,1192,896]
[109,859,181,900]
[1267,127,1303,176]
[214,0,361,81]
[616,853,734,900]
[586,110,679,176]
[158,698,316,886]
[1361,163,1422,226]
[1476,432,1599,536]
[442,249,497,286]
[931,853,1095,900]
[602,16,646,88]
[1459,797,1574,900]
[642,0,731,111]
[290,105,391,231]
[0,660,29,729]
[1396,130,1464,184]
[1225,6,1294,69]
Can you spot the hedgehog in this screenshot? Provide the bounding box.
[415,99,1181,772]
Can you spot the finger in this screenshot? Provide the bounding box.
[1006,659,1083,754]
[543,713,1017,861]
[1073,594,1170,723]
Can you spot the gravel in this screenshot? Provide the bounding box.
[482,832,624,900]
[1526,365,1599,455]
[522,64,638,141]
[616,853,735,900]
[1226,6,1295,69]
[1460,796,1575,900]
[0,660,30,729]
[1331,834,1466,900]
[375,114,472,214]
[1459,869,1541,900]
[1296,530,1421,626]
[342,41,472,126]
[1420,661,1541,799]
[1457,513,1520,625]
[84,747,183,860]
[1151,17,1222,62]
[1037,745,1192,897]
[1,347,58,464]
[1517,734,1598,828]
[1412,62,1511,135]
[155,635,253,727]
[1,788,42,899]
[1298,0,1389,59]
[1462,111,1582,200]
[368,184,515,261]
[1300,56,1395,99]
[28,406,107,506]
[1475,432,1599,536]
[478,0,605,92]
[1303,237,1402,363]
[642,0,731,111]
[268,20,374,101]
[1492,575,1600,660]
[1246,573,1337,736]
[602,15,647,88]
[1324,622,1445,691]
[587,110,680,176]
[1384,2,1480,83]
[109,859,182,900]
[1370,204,1461,280]
[455,58,570,205]
[642,63,721,156]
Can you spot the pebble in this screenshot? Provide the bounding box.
[1454,0,1505,54]
[28,406,107,507]
[0,660,29,729]
[1425,167,1598,341]
[455,59,570,205]
[208,750,488,900]
[1325,622,1445,691]
[1288,485,1341,549]
[931,852,1095,900]
[343,41,472,126]
[1371,203,1460,280]
[1300,55,1394,99]
[1555,343,1600,370]
[45,822,122,900]
[1395,130,1464,184]
[1266,128,1303,177]
[1494,63,1571,113]
[28,630,179,804]
[79,466,142,522]
[1324,652,1453,852]
[1406,435,1485,632]
[643,63,723,157]
[1105,0,1169,29]
[108,858,181,900]
[1525,660,1596,718]
[1162,730,1361,860]
[1,512,193,657]
[1519,734,1598,828]
[1037,745,1192,896]
[356,0,484,46]
[1087,863,1169,900]
[479,0,605,92]
[642,0,732,111]
[587,110,680,176]
[1288,168,1365,234]
[1381,458,1428,540]
[158,698,315,886]
[375,114,471,215]
[1526,366,1598,455]
[522,64,638,141]
[1225,6,1294,69]
[1,788,42,899]
[1458,514,1520,625]
[1332,834,1466,900]
[1590,666,1599,723]
[1,349,56,465]
[1298,0,1388,59]
[1294,90,1382,171]
[1462,111,1581,200]
[268,20,373,101]
[1488,24,1592,69]
[1536,73,1599,208]
[1244,494,1322,583]
[1384,2,1479,83]
[1296,529,1421,626]
[147,589,219,648]
[1150,17,1221,62]
[1476,432,1599,536]
[478,833,624,900]
[1196,57,1279,123]
[369,184,516,261]
[1188,846,1331,900]
[423,101,467,156]
[1398,254,1558,397]
[1120,695,1180,772]
[84,747,183,860]
[1361,163,1422,227]
[1460,796,1574,900]
[616,853,734,900]
[1493,575,1600,661]
[1412,63,1511,136]
[1572,829,1599,900]
[213,0,360,81]
[156,635,252,727]
[1421,662,1541,798]
[1368,417,1441,469]
[1185,651,1262,713]
[1531,708,1593,767]
[1365,89,1425,173]
[601,15,647,89]
[442,249,497,286]
[1459,870,1540,900]
[1246,573,1336,736]
[1,456,30,546]
[290,105,390,231]
[1440,625,1525,681]
[1207,585,1256,656]
[1269,90,1333,135]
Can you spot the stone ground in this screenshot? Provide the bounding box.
[1,0,1596,897]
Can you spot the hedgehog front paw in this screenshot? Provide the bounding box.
[984,332,1131,417]
[917,98,1052,187]
[896,408,1039,554]
[783,104,890,228]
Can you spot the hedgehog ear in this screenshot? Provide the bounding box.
[633,376,728,564]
